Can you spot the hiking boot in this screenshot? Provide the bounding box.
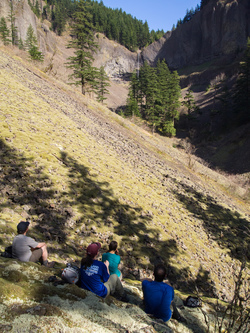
[118,292,129,303]
[173,315,187,323]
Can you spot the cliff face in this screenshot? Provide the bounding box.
[0,0,137,109]
[142,0,250,69]
[0,0,37,42]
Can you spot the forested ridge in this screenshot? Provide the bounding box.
[29,0,213,50]
[40,0,212,50]
[39,0,164,50]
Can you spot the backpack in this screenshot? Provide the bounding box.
[61,263,80,284]
[184,296,202,308]
[1,246,13,258]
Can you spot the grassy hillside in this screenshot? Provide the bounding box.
[0,46,249,331]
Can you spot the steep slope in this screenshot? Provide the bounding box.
[0,42,249,331]
[0,45,249,294]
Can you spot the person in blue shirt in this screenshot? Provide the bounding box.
[80,242,127,300]
[102,241,122,279]
[142,264,183,322]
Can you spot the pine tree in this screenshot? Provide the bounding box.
[18,37,25,50]
[126,71,140,117]
[8,0,18,46]
[154,59,171,133]
[0,17,11,45]
[25,24,38,50]
[66,0,98,95]
[140,61,159,128]
[156,59,170,110]
[96,66,110,104]
[25,25,44,61]
[52,4,65,35]
[126,60,181,136]
[200,0,210,10]
[164,70,181,136]
[182,90,197,116]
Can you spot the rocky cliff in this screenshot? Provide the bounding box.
[142,0,250,69]
[0,0,138,109]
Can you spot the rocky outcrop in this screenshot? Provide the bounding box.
[94,34,138,80]
[142,0,250,69]
[0,0,37,42]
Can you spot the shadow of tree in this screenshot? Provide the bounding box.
[0,139,71,245]
[60,152,179,266]
[171,179,250,262]
[0,141,215,332]
[59,151,218,298]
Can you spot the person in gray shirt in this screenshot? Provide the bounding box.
[12,221,54,268]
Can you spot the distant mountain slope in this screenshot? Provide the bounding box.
[0,46,249,307]
[142,0,250,69]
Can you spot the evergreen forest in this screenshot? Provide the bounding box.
[39,0,164,50]
[29,0,214,50]
[126,60,181,137]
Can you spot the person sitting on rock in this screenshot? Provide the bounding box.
[12,221,55,268]
[102,240,122,280]
[80,242,127,300]
[142,264,183,322]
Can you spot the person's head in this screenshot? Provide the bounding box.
[17,221,30,235]
[154,264,166,282]
[109,240,118,252]
[86,242,101,258]
[81,242,101,269]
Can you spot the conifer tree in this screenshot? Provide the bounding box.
[156,59,170,110]
[18,38,25,50]
[126,71,140,117]
[67,0,98,95]
[200,0,210,10]
[164,70,181,136]
[8,0,18,46]
[0,17,11,45]
[96,66,110,104]
[182,90,197,116]
[25,25,44,61]
[126,60,181,136]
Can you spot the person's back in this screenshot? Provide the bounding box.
[11,221,54,267]
[102,241,121,278]
[142,264,175,322]
[80,242,126,300]
[80,259,110,297]
[102,252,121,277]
[142,279,174,322]
[12,234,38,262]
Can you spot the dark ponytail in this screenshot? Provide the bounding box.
[81,255,93,269]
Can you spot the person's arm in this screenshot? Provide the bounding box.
[36,242,46,248]
[104,260,110,275]
[30,242,46,251]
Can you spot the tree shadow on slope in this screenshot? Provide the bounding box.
[60,152,177,263]
[171,179,250,262]
[60,152,217,299]
[59,152,184,266]
[0,139,71,246]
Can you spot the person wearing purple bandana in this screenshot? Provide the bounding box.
[80,242,127,300]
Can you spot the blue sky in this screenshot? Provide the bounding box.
[96,0,201,32]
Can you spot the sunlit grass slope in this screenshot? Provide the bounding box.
[0,46,249,301]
